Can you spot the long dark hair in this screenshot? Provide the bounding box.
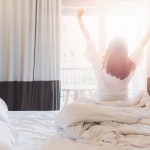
[102,37,135,80]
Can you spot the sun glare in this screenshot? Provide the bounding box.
[60,1,148,105]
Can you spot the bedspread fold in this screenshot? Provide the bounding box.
[55,90,150,148]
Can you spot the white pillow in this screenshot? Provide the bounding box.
[0,98,8,121]
[0,121,18,150]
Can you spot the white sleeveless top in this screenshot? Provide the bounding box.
[85,40,144,101]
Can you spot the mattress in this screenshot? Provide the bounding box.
[8,111,101,150]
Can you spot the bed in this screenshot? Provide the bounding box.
[1,90,150,150]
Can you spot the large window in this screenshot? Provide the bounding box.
[61,16,99,68]
[60,0,148,107]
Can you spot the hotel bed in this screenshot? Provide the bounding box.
[2,90,150,150]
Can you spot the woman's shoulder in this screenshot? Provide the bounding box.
[85,40,104,67]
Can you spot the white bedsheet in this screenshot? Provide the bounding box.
[9,111,58,150]
[8,91,150,150]
[8,111,103,150]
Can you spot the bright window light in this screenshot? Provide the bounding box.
[61,16,99,68]
[60,0,148,106]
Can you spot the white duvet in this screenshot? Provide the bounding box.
[55,91,150,149]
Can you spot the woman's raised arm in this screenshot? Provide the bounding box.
[77,8,92,43]
[140,27,150,47]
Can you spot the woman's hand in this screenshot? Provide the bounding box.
[77,8,86,19]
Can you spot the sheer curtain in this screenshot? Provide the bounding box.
[0,0,61,110]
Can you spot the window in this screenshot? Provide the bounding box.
[60,0,148,107]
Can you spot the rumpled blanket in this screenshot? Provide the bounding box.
[55,91,150,149]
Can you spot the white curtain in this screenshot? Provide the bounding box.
[34,0,60,81]
[0,0,61,110]
[0,0,36,81]
[0,0,60,82]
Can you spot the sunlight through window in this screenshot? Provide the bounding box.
[60,0,148,107]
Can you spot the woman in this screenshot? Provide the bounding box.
[77,8,150,101]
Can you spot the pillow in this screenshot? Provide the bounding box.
[0,121,18,150]
[0,98,8,121]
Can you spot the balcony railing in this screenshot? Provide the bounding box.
[60,67,146,107]
[60,67,96,105]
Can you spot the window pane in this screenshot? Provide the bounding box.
[61,16,99,68]
[60,16,99,106]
